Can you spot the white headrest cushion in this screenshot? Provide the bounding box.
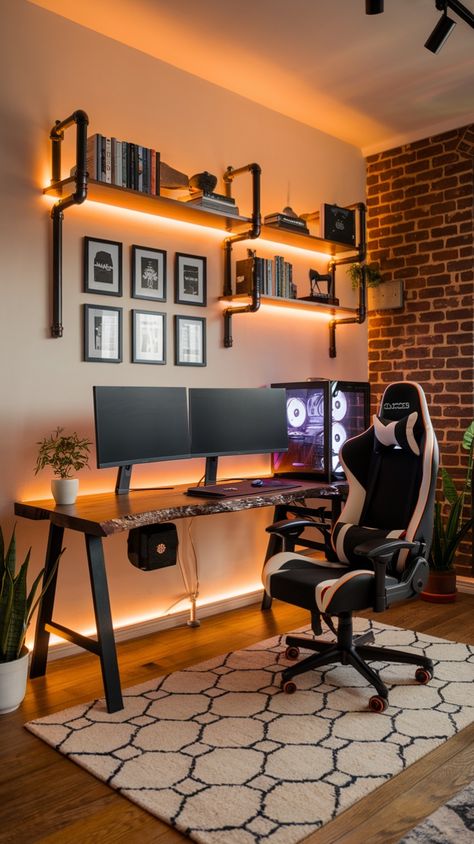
[373,411,420,455]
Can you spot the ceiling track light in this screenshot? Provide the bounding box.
[425,9,457,52]
[365,0,384,13]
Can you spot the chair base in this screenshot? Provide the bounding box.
[282,612,434,702]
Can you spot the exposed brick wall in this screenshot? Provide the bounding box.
[365,124,474,576]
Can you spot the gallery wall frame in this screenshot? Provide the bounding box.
[175,252,207,307]
[132,309,166,365]
[131,245,167,302]
[174,314,206,367]
[84,304,122,363]
[84,236,122,296]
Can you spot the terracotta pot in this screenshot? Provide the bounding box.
[421,569,457,603]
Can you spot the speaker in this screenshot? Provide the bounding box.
[127,522,178,571]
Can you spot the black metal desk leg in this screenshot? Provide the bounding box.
[85,534,123,713]
[30,523,64,678]
[261,505,287,610]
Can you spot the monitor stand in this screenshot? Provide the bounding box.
[204,456,218,486]
[115,465,132,495]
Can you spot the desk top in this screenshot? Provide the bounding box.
[14,480,345,537]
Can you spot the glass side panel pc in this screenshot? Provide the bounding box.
[271,380,370,482]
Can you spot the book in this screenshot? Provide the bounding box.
[235,256,263,295]
[264,213,309,234]
[322,203,356,245]
[182,195,240,215]
[185,190,235,205]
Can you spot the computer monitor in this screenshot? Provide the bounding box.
[93,386,191,493]
[189,387,288,484]
[271,380,370,482]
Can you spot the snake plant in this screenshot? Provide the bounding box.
[0,526,61,662]
[430,421,473,571]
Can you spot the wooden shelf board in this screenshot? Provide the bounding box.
[44,179,252,232]
[258,224,357,256]
[219,294,357,316]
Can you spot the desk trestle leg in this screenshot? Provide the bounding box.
[30,523,64,678]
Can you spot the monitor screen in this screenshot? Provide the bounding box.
[271,380,370,480]
[93,386,191,468]
[189,387,289,458]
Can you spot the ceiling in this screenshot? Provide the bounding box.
[31,0,474,154]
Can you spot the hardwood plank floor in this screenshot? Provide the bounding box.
[1,594,473,844]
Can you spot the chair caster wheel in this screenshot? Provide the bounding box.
[415,667,432,684]
[282,680,297,694]
[285,646,300,660]
[369,695,388,713]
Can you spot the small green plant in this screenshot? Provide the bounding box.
[347,261,383,290]
[430,421,473,571]
[35,427,91,479]
[0,527,62,662]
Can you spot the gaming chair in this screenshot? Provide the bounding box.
[262,381,439,711]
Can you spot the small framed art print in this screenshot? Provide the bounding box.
[132,309,166,365]
[132,245,167,301]
[175,252,207,306]
[174,315,206,367]
[84,304,122,363]
[84,237,122,296]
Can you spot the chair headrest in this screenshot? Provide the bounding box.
[379,382,424,422]
[373,411,420,455]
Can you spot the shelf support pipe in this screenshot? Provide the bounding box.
[50,110,89,337]
[222,163,261,347]
[328,202,367,358]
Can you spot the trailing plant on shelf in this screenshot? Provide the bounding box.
[0,526,58,663]
[430,420,473,573]
[35,427,91,479]
[347,261,383,290]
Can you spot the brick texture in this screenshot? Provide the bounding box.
[365,125,473,576]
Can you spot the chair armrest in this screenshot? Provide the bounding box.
[266,519,316,535]
[354,537,422,561]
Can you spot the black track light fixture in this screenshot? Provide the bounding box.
[425,8,457,52]
[366,0,384,13]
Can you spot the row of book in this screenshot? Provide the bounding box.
[86,134,160,194]
[235,255,297,299]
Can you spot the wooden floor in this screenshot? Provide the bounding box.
[1,594,474,844]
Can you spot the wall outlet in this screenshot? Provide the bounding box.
[368,280,404,311]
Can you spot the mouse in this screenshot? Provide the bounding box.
[251,479,264,487]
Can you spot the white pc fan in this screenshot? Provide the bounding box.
[332,391,347,422]
[332,422,347,472]
[287,397,306,428]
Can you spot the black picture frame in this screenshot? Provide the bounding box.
[84,237,122,296]
[174,315,206,367]
[131,245,167,301]
[132,309,166,365]
[175,252,207,306]
[84,304,122,363]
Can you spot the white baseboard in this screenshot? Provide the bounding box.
[46,589,264,662]
[457,577,474,595]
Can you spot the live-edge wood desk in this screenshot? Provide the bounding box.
[15,480,345,712]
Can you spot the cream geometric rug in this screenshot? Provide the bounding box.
[26,619,474,844]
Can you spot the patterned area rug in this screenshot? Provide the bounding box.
[26,619,474,844]
[397,780,474,843]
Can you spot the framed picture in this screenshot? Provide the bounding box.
[174,315,206,367]
[84,237,122,296]
[132,309,166,365]
[175,252,207,306]
[84,304,122,363]
[132,245,167,301]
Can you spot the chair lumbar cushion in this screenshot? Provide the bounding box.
[373,411,420,455]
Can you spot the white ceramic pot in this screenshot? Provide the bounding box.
[51,478,79,505]
[0,648,29,714]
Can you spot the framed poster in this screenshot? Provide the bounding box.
[174,315,206,367]
[131,245,167,301]
[175,252,207,306]
[84,304,122,363]
[132,309,166,365]
[84,237,122,296]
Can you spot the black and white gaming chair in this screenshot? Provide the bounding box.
[262,381,439,711]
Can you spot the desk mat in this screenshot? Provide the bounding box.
[25,619,474,844]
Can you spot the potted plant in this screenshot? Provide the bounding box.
[422,420,473,603]
[347,261,383,290]
[35,427,91,505]
[0,526,61,713]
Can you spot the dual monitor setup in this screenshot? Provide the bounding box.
[93,380,370,497]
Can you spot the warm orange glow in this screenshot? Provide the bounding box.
[25,582,263,650]
[256,237,332,261]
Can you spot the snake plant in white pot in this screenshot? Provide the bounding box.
[0,526,61,713]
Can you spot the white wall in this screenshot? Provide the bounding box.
[0,0,367,641]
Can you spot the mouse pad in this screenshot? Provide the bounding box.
[186,478,301,498]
